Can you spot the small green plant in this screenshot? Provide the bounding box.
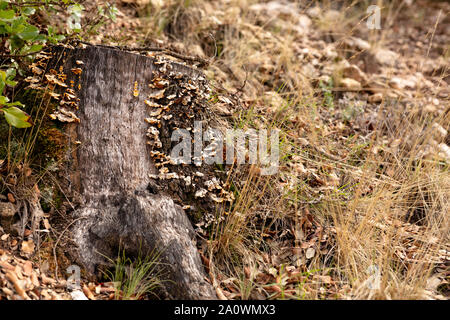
[0,69,32,127]
[0,0,72,128]
[319,78,334,110]
[342,101,365,122]
[0,1,117,129]
[103,246,166,300]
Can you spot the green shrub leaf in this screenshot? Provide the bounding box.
[0,95,9,104]
[2,106,32,128]
[17,25,39,41]
[22,8,36,16]
[0,9,15,21]
[0,70,5,92]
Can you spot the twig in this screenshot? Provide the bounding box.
[78,41,209,67]
[1,50,43,59]
[234,66,248,96]
[7,1,64,7]
[207,33,218,66]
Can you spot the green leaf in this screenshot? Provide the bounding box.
[21,43,43,55]
[0,9,15,21]
[48,34,64,44]
[5,68,16,86]
[2,106,32,128]
[0,95,9,105]
[6,68,16,79]
[0,70,5,93]
[69,4,84,15]
[17,25,39,41]
[29,44,43,52]
[9,35,25,51]
[22,8,36,16]
[6,101,24,107]
[31,32,46,41]
[5,79,17,86]
[11,16,26,33]
[3,23,12,34]
[108,6,119,22]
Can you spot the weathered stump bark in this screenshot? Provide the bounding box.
[48,45,216,299]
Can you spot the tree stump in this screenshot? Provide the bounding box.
[43,44,216,299]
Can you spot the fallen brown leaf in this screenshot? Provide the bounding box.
[5,271,29,299]
[21,239,35,255]
[7,193,15,203]
[83,284,96,300]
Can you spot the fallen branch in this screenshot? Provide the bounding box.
[78,41,209,67]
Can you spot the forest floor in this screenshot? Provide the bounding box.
[0,0,449,300]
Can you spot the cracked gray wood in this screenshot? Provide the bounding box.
[53,45,216,299]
